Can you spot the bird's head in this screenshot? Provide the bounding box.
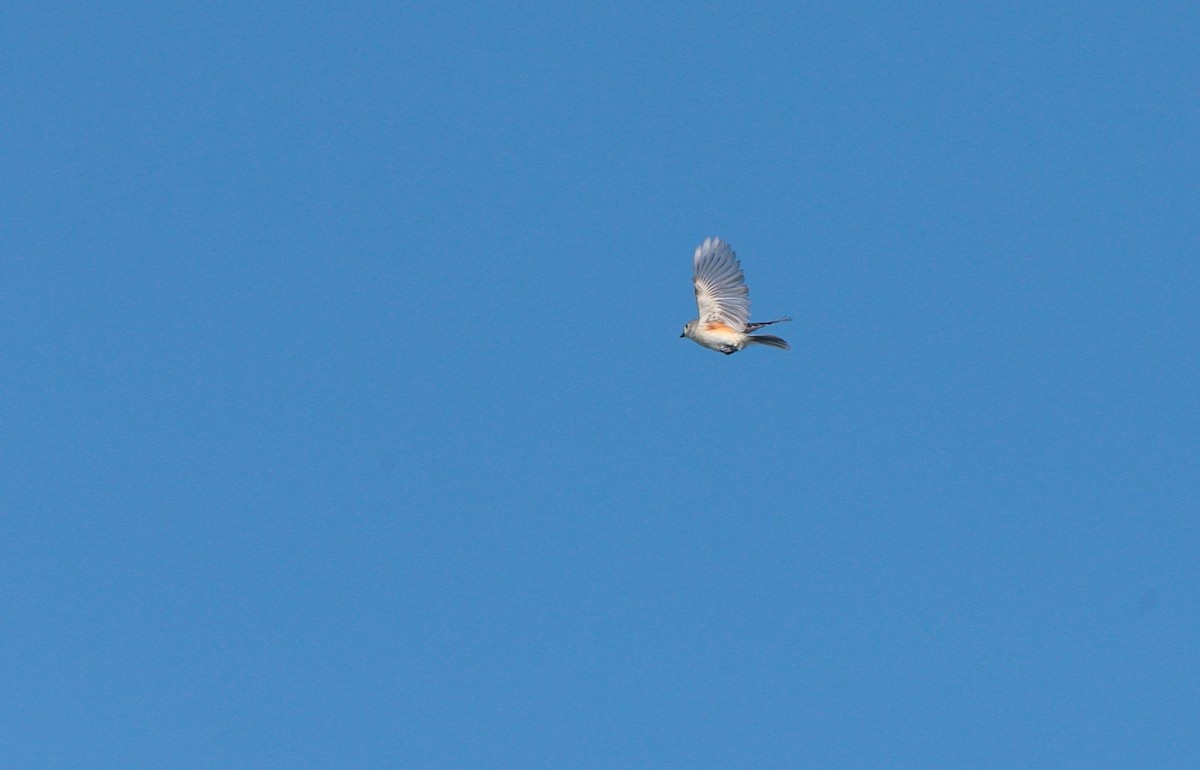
[680,320,695,338]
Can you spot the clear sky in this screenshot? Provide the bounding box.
[3,2,1197,767]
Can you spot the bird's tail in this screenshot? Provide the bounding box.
[746,334,790,351]
[744,316,792,333]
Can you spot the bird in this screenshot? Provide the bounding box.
[680,237,791,355]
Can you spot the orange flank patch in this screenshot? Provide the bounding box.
[704,322,736,333]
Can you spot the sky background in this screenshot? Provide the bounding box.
[2,2,1198,767]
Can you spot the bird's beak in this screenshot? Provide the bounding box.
[679,332,685,338]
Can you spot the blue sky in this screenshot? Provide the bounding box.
[2,2,1197,767]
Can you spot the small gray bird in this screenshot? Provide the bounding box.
[680,237,790,355]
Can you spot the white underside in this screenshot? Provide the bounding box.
[686,325,747,352]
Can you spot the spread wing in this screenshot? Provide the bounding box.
[692,237,750,330]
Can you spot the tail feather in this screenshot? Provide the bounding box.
[746,334,790,350]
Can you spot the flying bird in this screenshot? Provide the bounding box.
[680,237,791,355]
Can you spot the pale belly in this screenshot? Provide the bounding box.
[691,325,745,352]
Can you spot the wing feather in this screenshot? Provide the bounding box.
[692,237,750,330]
